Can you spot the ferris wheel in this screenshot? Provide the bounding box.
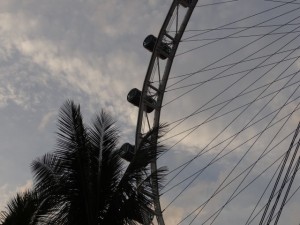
[123,0,300,224]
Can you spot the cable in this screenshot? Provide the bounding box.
[164,89,300,215]
[265,0,300,4]
[189,88,300,225]
[169,7,300,92]
[164,79,300,142]
[177,131,299,224]
[273,156,300,225]
[177,3,300,57]
[161,25,300,169]
[264,124,300,225]
[165,74,300,129]
[181,0,298,41]
[166,54,300,92]
[166,20,300,106]
[174,23,300,33]
[177,136,298,224]
[164,44,300,142]
[194,151,300,225]
[159,31,300,188]
[164,95,300,175]
[162,98,300,193]
[196,0,239,8]
[259,122,300,225]
[162,87,300,194]
[245,158,300,225]
[183,30,300,42]
[244,156,285,225]
[162,46,300,83]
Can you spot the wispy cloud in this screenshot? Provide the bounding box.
[0,180,32,211]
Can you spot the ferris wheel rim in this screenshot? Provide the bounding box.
[134,1,199,224]
[127,1,300,224]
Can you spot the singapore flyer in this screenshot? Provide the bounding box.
[1,1,300,225]
[125,0,300,224]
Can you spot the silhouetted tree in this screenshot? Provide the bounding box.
[30,100,167,225]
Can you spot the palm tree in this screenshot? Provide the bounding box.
[0,190,43,225]
[31,100,167,225]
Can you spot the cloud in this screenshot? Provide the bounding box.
[161,197,185,225]
[0,1,154,126]
[0,84,28,108]
[38,111,57,131]
[0,180,32,211]
[1,1,300,225]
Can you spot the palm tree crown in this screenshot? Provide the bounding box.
[30,100,167,225]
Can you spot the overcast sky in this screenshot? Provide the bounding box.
[1,0,300,225]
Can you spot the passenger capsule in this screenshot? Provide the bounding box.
[127,88,141,107]
[143,35,157,52]
[127,88,156,113]
[119,143,135,162]
[143,34,171,60]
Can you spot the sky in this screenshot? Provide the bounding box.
[1,0,300,225]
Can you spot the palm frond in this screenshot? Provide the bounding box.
[31,100,168,225]
[31,100,96,225]
[88,111,124,218]
[0,190,40,225]
[121,124,168,184]
[31,153,61,193]
[137,166,168,196]
[102,124,168,224]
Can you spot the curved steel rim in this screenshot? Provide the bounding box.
[134,1,199,224]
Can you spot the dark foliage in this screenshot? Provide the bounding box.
[29,100,167,225]
[0,190,44,225]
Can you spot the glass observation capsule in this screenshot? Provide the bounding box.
[127,88,156,113]
[119,143,135,162]
[143,34,171,60]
